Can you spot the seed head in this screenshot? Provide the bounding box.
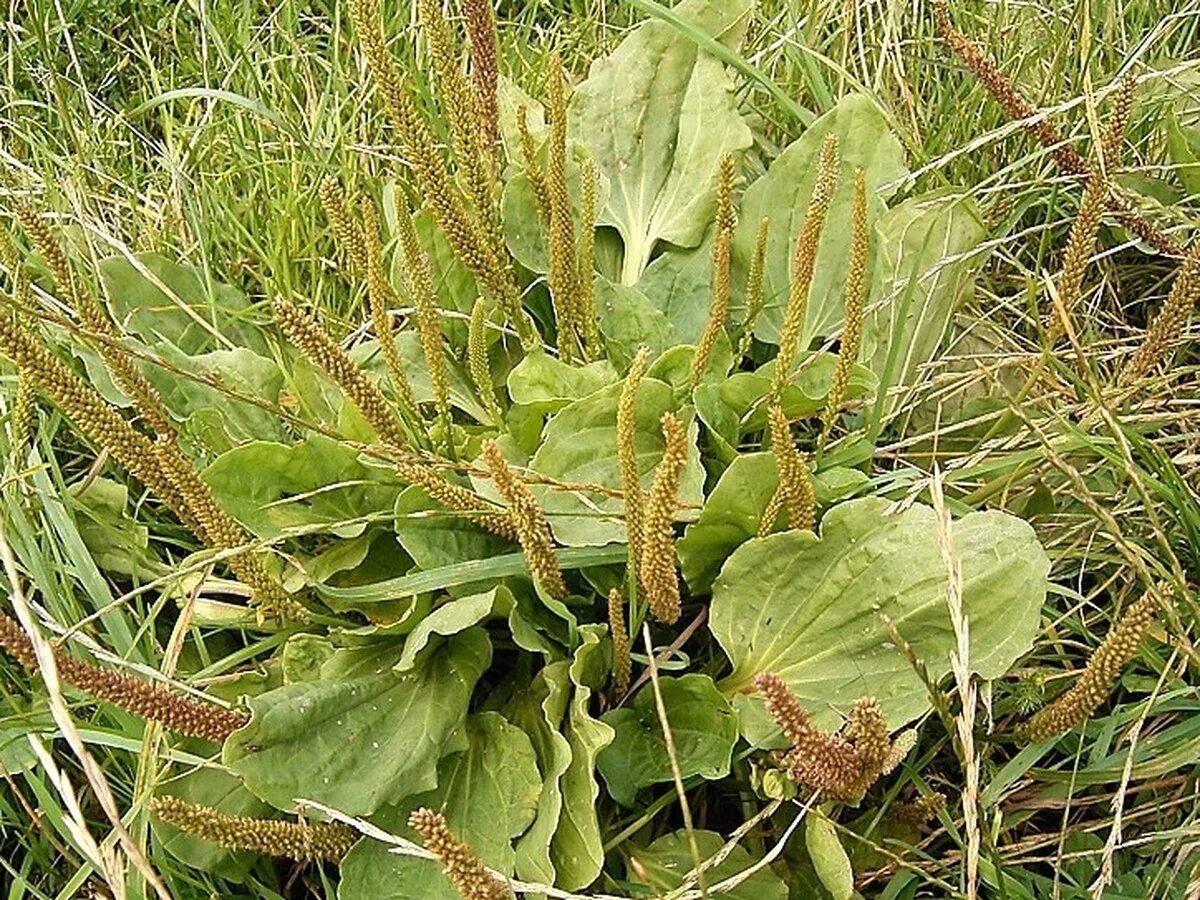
[767,405,815,532]
[608,588,631,696]
[690,153,736,389]
[273,298,408,448]
[821,168,869,443]
[1118,241,1200,387]
[618,347,651,578]
[482,440,566,598]
[0,612,249,743]
[639,412,687,624]
[150,797,356,862]
[1021,588,1160,740]
[409,807,511,900]
[774,135,839,397]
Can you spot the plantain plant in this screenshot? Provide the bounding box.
[5,0,1190,897]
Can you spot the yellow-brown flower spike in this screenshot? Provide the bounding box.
[15,204,173,437]
[416,0,498,240]
[362,198,420,424]
[640,412,687,624]
[932,2,1180,257]
[319,177,368,274]
[754,672,811,746]
[618,348,651,581]
[0,314,195,531]
[1117,241,1200,387]
[150,435,305,623]
[395,460,516,540]
[893,792,947,826]
[768,405,815,532]
[395,210,452,442]
[409,808,510,900]
[150,797,356,862]
[462,0,500,155]
[482,440,567,598]
[773,135,840,397]
[755,673,912,802]
[517,105,550,221]
[608,588,631,696]
[273,298,407,448]
[349,0,528,340]
[1099,76,1136,177]
[1021,589,1160,741]
[690,153,736,389]
[821,168,868,444]
[737,216,771,359]
[9,374,36,458]
[577,157,601,359]
[545,53,580,361]
[0,612,249,743]
[1045,163,1108,343]
[468,298,503,425]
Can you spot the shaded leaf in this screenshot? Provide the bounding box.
[338,711,541,900]
[626,829,788,899]
[598,674,738,806]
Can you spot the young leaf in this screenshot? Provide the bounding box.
[806,810,854,900]
[861,190,987,421]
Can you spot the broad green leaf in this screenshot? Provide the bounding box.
[145,343,287,452]
[528,377,704,546]
[569,0,754,284]
[224,629,490,815]
[635,231,719,344]
[507,349,618,413]
[497,75,545,164]
[861,190,987,419]
[597,674,738,806]
[710,496,1049,732]
[202,433,403,539]
[677,453,869,593]
[550,625,614,890]
[98,252,268,354]
[505,660,573,884]
[806,810,854,900]
[393,484,512,572]
[281,634,335,684]
[732,94,909,345]
[0,703,53,777]
[338,711,541,900]
[70,477,161,580]
[395,586,512,672]
[626,829,788,899]
[595,275,680,367]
